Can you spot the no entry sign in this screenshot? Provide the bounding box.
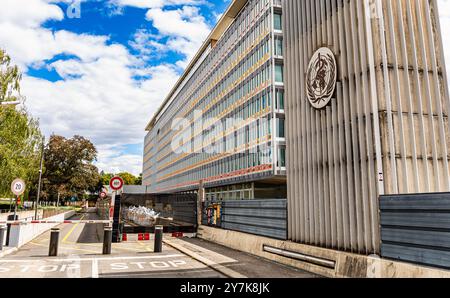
[109,176,124,191]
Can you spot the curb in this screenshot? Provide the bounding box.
[0,247,18,258]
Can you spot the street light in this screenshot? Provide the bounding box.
[35,136,45,220]
[1,100,21,106]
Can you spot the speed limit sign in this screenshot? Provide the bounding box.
[11,178,26,196]
[109,176,124,191]
[99,191,107,199]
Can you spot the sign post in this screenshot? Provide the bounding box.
[108,176,123,223]
[11,178,26,219]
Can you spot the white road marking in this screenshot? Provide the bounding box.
[91,259,98,278]
[0,254,184,263]
[164,239,247,278]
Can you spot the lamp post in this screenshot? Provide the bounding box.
[35,136,45,220]
[0,100,21,106]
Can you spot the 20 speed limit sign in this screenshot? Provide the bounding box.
[109,176,124,191]
[11,178,26,196]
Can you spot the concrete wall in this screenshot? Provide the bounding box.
[0,210,43,221]
[7,211,76,248]
[198,225,450,278]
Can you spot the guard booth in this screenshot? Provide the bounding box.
[111,186,197,241]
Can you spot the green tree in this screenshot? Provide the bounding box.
[42,135,101,200]
[135,173,142,185]
[99,171,141,186]
[0,49,22,104]
[0,49,42,198]
[116,172,137,185]
[0,107,42,198]
[99,171,113,187]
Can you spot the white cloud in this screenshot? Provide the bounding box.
[0,0,64,28]
[109,0,205,9]
[0,0,181,176]
[131,6,211,68]
[95,144,143,175]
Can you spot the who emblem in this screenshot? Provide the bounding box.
[306,47,337,109]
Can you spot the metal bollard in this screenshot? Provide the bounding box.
[0,226,6,251]
[154,225,163,253]
[48,228,60,257]
[103,227,112,255]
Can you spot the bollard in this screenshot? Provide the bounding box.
[5,214,18,246]
[48,228,60,257]
[0,226,6,251]
[154,225,163,253]
[103,227,112,255]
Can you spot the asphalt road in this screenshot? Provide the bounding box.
[0,208,316,278]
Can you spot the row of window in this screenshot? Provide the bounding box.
[157,149,274,188]
[144,1,284,191]
[155,2,272,139]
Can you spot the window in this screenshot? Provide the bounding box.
[277,118,285,138]
[275,89,284,110]
[274,13,282,30]
[275,64,284,83]
[278,147,286,167]
[275,37,283,56]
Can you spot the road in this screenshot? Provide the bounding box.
[0,208,316,278]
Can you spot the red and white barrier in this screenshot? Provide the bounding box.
[121,232,195,241]
[0,220,112,225]
[121,233,151,241]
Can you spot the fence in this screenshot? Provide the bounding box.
[380,193,450,269]
[203,199,287,240]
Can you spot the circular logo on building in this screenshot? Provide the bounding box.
[306,47,337,109]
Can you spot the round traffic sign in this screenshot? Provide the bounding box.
[109,176,124,191]
[11,178,26,196]
[99,191,107,199]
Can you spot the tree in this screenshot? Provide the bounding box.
[99,171,141,186]
[0,49,22,104]
[0,107,42,198]
[0,49,42,198]
[99,171,113,187]
[116,172,137,185]
[42,135,101,200]
[135,173,142,185]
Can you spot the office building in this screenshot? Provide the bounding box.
[143,0,286,200]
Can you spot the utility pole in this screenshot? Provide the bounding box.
[13,196,18,219]
[35,136,45,220]
[57,192,60,209]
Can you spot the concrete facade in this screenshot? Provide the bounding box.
[283,0,450,254]
[198,225,450,278]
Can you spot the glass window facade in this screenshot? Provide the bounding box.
[274,13,282,30]
[275,64,283,83]
[143,0,285,194]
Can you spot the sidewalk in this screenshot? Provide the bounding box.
[0,246,18,258]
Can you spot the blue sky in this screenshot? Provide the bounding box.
[0,0,449,176]
[0,0,231,175]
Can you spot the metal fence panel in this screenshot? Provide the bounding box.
[219,199,287,240]
[380,193,450,269]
